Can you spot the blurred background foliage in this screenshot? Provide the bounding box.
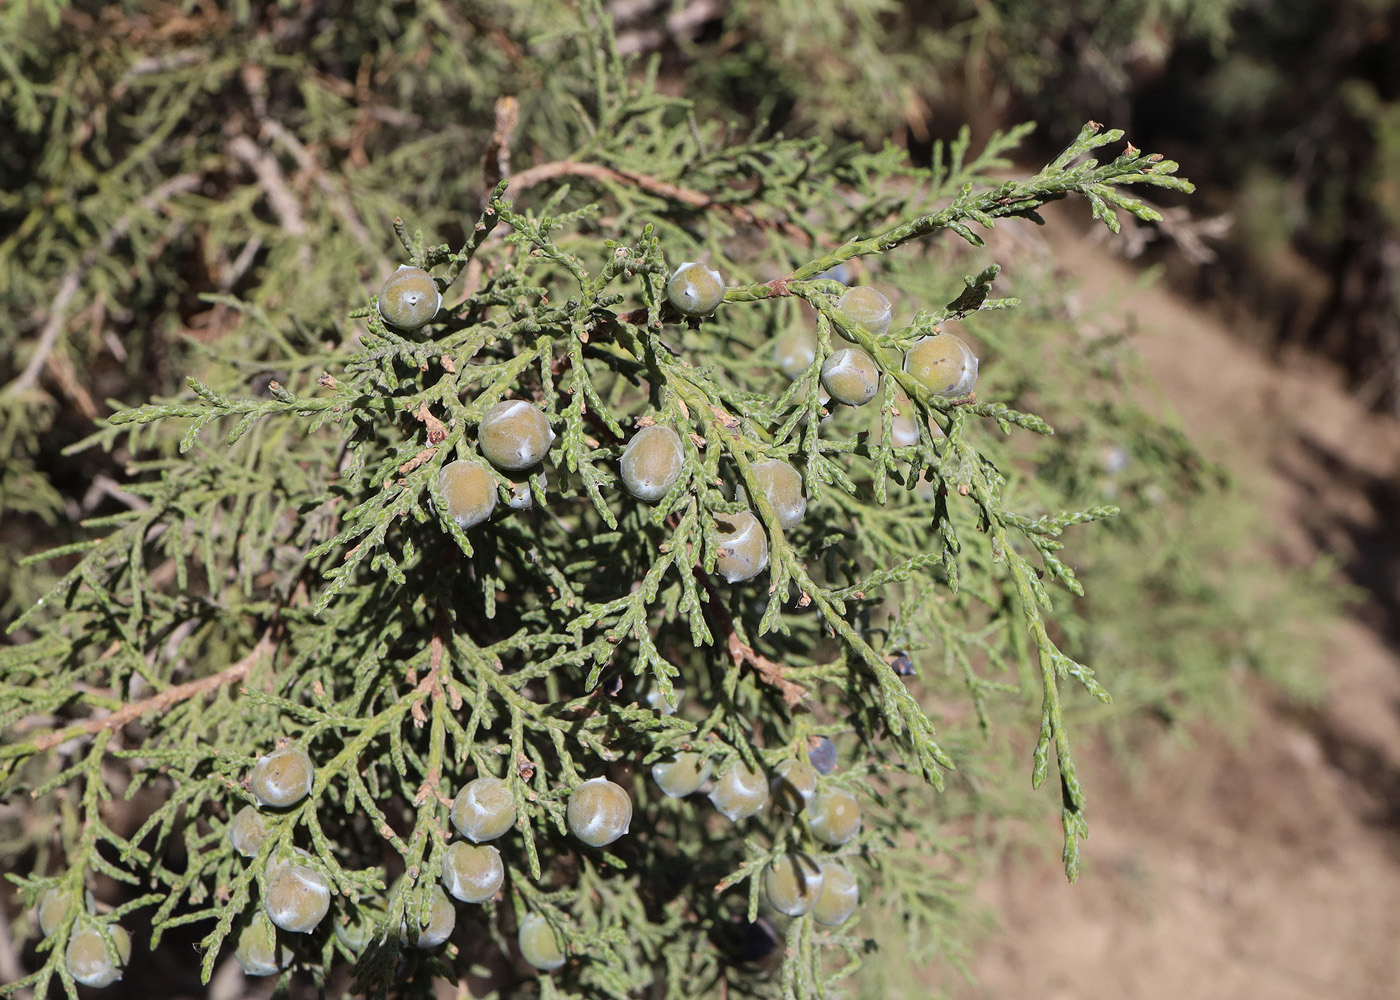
[670,0,1400,410]
[0,0,1365,994]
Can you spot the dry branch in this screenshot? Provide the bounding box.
[28,630,277,755]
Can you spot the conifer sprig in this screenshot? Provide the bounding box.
[4,112,1190,997]
[2,4,1262,997]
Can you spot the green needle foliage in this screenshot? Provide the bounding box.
[1,3,1317,1000]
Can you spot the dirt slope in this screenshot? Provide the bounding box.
[960,218,1400,1000]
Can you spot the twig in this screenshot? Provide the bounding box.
[222,235,264,290]
[484,95,520,188]
[227,134,306,237]
[3,173,202,399]
[507,159,709,207]
[692,567,807,707]
[9,269,82,396]
[260,119,373,246]
[410,627,448,727]
[614,0,722,56]
[348,52,375,170]
[28,630,277,754]
[506,159,806,237]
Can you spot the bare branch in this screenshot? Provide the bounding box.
[693,567,807,708]
[28,630,277,755]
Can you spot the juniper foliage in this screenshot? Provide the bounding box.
[0,3,1316,1000]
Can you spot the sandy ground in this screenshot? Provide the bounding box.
[959,219,1400,1000]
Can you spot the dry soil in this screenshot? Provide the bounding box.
[959,217,1400,1000]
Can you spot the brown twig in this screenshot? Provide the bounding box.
[692,567,807,708]
[506,159,807,238]
[484,95,520,188]
[507,159,708,206]
[348,52,375,169]
[27,630,277,754]
[410,621,451,727]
